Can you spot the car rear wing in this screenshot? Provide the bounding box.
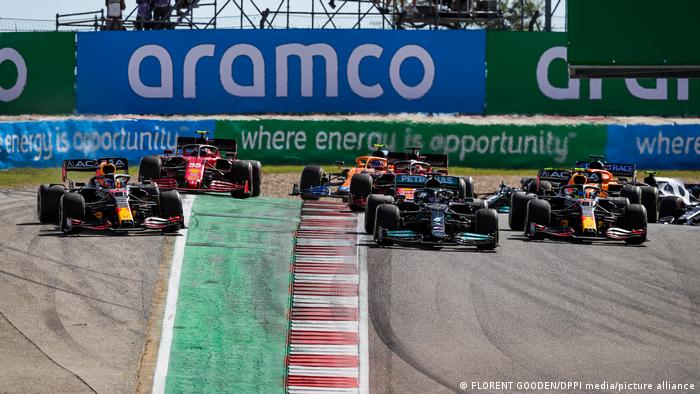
[176,137,237,155]
[61,158,129,182]
[419,154,449,168]
[387,152,448,168]
[537,168,572,186]
[575,161,637,181]
[394,174,461,189]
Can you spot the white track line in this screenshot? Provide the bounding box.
[152,194,195,394]
[357,213,370,394]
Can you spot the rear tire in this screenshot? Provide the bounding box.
[299,166,324,201]
[364,194,392,234]
[620,185,642,205]
[139,155,162,181]
[640,186,658,223]
[37,184,65,224]
[659,196,685,220]
[59,193,85,234]
[623,204,647,245]
[230,160,253,199]
[249,160,262,197]
[374,204,400,246]
[525,199,550,239]
[509,191,536,231]
[160,190,183,233]
[475,208,498,250]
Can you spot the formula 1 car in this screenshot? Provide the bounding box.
[366,174,499,250]
[37,158,184,234]
[644,173,700,225]
[139,131,261,198]
[509,173,648,245]
[291,146,469,211]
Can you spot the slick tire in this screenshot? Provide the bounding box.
[640,186,658,223]
[620,185,642,205]
[249,160,262,197]
[139,155,162,181]
[37,184,65,224]
[230,160,254,199]
[459,176,475,199]
[509,191,536,231]
[623,204,647,245]
[59,193,85,234]
[160,190,184,233]
[525,199,550,239]
[374,204,400,246]
[475,208,499,250]
[299,166,324,201]
[365,194,393,234]
[659,196,685,220]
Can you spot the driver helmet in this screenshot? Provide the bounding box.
[413,164,426,174]
[588,160,605,170]
[96,162,116,188]
[201,147,214,157]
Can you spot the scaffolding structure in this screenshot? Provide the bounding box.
[54,0,561,32]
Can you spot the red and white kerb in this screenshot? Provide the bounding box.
[287,201,362,394]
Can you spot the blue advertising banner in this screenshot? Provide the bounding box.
[0,119,214,170]
[76,29,486,115]
[606,124,700,170]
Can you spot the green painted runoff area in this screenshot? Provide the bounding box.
[165,196,301,393]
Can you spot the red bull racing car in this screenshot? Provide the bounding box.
[37,158,184,234]
[139,131,261,198]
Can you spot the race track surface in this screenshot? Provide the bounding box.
[367,215,700,393]
[0,190,169,393]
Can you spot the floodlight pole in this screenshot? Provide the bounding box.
[545,0,551,31]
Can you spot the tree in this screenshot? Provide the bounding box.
[499,0,544,31]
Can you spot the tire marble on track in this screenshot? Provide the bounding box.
[0,190,168,393]
[367,214,700,393]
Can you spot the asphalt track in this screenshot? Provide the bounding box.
[0,190,168,393]
[366,214,700,393]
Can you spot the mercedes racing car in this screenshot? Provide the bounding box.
[509,172,648,245]
[644,172,700,225]
[139,131,261,198]
[37,158,184,234]
[365,174,499,250]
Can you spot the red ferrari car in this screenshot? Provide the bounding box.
[138,131,261,198]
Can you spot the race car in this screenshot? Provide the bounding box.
[292,146,468,211]
[509,173,648,245]
[479,182,520,213]
[644,172,700,225]
[37,158,184,234]
[139,131,261,198]
[365,174,499,250]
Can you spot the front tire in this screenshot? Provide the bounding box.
[475,208,498,250]
[249,160,262,197]
[620,185,642,205]
[659,196,685,220]
[160,190,184,233]
[459,176,475,199]
[509,191,536,231]
[230,160,253,199]
[623,204,647,245]
[374,204,400,246]
[349,173,373,211]
[364,194,393,234]
[299,166,324,201]
[59,193,85,234]
[640,186,658,223]
[37,184,65,224]
[525,199,550,239]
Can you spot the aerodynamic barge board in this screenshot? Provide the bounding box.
[286,201,367,394]
[158,196,301,393]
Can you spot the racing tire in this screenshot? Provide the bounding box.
[374,204,400,246]
[459,176,475,199]
[659,196,685,220]
[607,197,630,208]
[299,166,324,201]
[527,180,552,195]
[349,173,373,211]
[620,185,642,205]
[37,184,65,224]
[640,186,658,223]
[365,194,393,234]
[59,193,85,234]
[230,160,253,199]
[509,191,536,231]
[249,160,262,197]
[623,204,647,245]
[139,155,162,181]
[475,208,498,250]
[525,199,551,240]
[160,190,184,233]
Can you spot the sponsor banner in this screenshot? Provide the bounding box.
[0,32,76,115]
[0,119,213,170]
[216,119,607,168]
[486,31,700,116]
[607,124,700,170]
[77,29,486,115]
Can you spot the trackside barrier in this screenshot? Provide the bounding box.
[0,119,698,170]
